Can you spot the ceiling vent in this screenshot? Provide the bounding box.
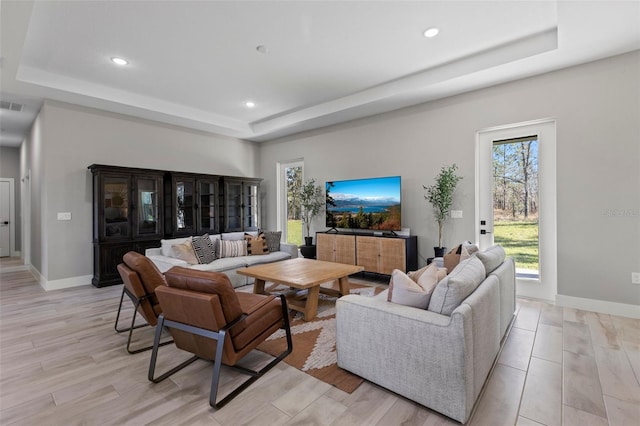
[0,101,24,112]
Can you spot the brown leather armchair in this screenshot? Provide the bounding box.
[148,266,293,409]
[115,251,172,353]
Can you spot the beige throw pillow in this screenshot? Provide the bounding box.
[171,240,199,265]
[244,232,269,255]
[388,263,440,309]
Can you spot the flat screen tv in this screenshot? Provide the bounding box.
[326,176,401,231]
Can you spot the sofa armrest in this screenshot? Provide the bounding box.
[146,247,162,256]
[279,242,299,259]
[146,255,189,274]
[336,294,473,423]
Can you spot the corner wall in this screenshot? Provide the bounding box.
[36,101,259,286]
[258,51,640,312]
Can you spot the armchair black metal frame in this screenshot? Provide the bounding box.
[114,286,172,354]
[148,294,293,409]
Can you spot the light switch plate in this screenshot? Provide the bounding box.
[451,210,463,219]
[632,272,640,285]
[57,212,72,221]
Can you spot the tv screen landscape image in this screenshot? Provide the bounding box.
[326,176,401,231]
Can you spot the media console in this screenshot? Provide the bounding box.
[316,232,417,274]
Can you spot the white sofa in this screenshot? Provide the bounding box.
[336,250,515,424]
[145,232,299,288]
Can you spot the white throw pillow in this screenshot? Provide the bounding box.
[160,237,191,257]
[428,256,486,315]
[388,263,440,309]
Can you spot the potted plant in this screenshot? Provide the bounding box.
[423,164,462,257]
[295,178,325,258]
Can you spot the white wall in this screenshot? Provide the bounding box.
[259,51,640,309]
[28,101,259,283]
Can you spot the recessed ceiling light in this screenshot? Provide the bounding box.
[256,45,268,54]
[111,57,128,66]
[423,28,439,38]
[244,101,256,108]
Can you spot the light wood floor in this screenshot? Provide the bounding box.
[0,268,638,425]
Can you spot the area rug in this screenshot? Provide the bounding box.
[257,282,384,393]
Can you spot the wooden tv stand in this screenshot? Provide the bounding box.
[316,232,417,274]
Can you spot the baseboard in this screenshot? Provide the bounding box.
[556,294,640,319]
[31,267,93,291]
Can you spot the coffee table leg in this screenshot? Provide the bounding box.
[303,286,320,321]
[338,276,350,296]
[253,278,266,294]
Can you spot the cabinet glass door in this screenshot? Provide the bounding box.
[243,182,259,230]
[136,177,160,236]
[225,181,242,231]
[103,177,129,238]
[176,179,195,234]
[199,180,218,234]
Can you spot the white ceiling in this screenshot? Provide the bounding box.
[1,1,639,148]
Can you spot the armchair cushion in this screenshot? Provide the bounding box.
[122,251,167,305]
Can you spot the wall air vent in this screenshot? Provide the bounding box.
[0,101,24,112]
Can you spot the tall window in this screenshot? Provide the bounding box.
[278,160,303,246]
[492,136,539,278]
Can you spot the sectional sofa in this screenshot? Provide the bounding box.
[145,231,299,288]
[336,246,516,423]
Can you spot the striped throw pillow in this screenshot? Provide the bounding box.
[218,239,247,258]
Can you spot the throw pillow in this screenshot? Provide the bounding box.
[428,256,486,315]
[476,244,506,274]
[263,230,282,252]
[218,239,247,258]
[171,240,199,265]
[244,232,269,255]
[192,234,217,264]
[388,264,440,309]
[443,241,478,273]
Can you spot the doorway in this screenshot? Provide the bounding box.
[0,178,16,257]
[277,160,304,246]
[476,119,557,301]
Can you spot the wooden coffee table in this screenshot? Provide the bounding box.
[236,258,364,321]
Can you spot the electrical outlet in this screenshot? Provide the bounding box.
[632,272,640,285]
[57,212,72,221]
[451,210,463,219]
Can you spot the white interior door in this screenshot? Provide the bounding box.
[0,180,12,257]
[476,119,557,301]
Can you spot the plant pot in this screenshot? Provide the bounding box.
[304,236,313,246]
[299,244,317,259]
[434,246,447,257]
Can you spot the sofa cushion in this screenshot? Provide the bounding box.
[387,265,440,309]
[219,239,247,258]
[171,240,199,265]
[192,234,217,264]
[476,245,506,274]
[244,250,291,266]
[428,256,486,315]
[263,230,282,252]
[188,256,248,272]
[245,232,269,255]
[222,232,255,241]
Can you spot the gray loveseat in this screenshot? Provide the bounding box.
[336,249,515,424]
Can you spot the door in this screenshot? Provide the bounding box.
[0,180,11,257]
[278,160,304,246]
[476,119,557,301]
